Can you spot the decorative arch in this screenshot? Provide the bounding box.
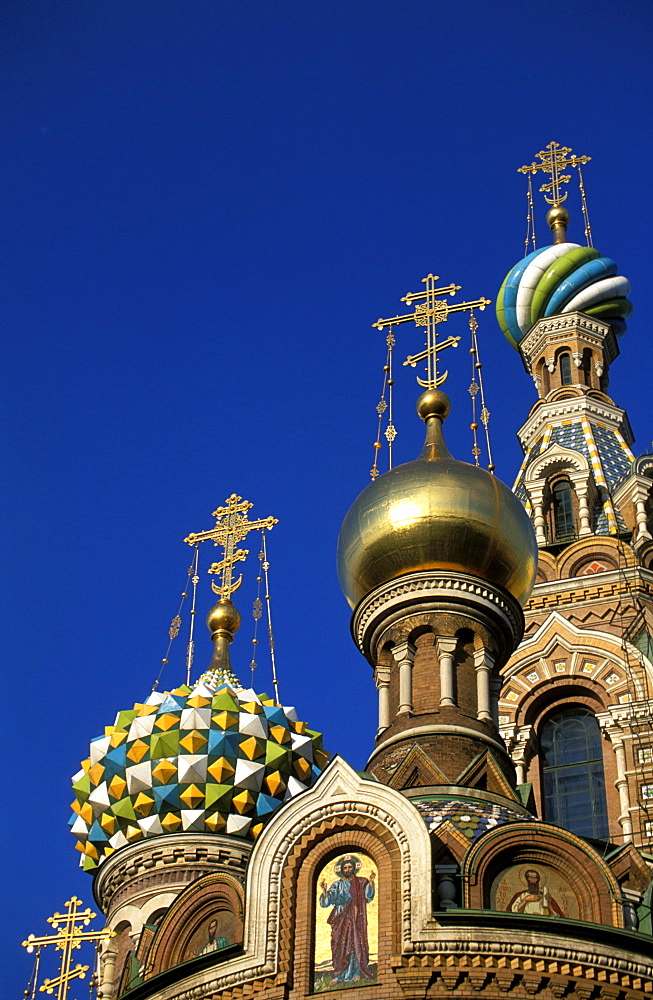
[525,442,589,484]
[463,821,622,926]
[145,758,433,999]
[557,535,632,578]
[145,871,244,976]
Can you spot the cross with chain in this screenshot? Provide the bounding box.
[22,896,113,1000]
[518,140,591,206]
[184,494,278,599]
[372,274,490,388]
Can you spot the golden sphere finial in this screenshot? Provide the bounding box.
[416,388,451,423]
[206,599,241,640]
[546,204,570,244]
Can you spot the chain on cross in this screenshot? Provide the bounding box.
[372,274,490,389]
[184,494,278,599]
[22,896,113,1000]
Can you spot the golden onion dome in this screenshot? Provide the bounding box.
[337,389,537,609]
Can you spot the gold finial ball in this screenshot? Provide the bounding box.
[206,599,241,638]
[546,204,570,229]
[416,388,451,422]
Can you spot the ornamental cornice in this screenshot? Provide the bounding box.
[129,924,653,1000]
[519,312,618,372]
[524,566,653,608]
[352,571,524,667]
[402,932,653,977]
[93,834,251,914]
[517,396,634,452]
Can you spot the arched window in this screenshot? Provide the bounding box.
[560,352,572,385]
[540,708,609,839]
[552,480,575,540]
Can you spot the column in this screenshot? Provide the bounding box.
[577,485,592,535]
[98,946,118,1000]
[489,674,502,726]
[473,647,494,722]
[391,641,415,716]
[436,637,457,708]
[599,716,634,844]
[569,471,592,536]
[612,738,634,843]
[634,490,652,543]
[374,665,391,734]
[527,484,547,545]
[508,724,534,786]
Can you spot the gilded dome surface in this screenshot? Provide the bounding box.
[337,392,537,609]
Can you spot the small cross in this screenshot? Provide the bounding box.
[184,495,278,599]
[22,896,113,1000]
[372,274,490,388]
[518,140,591,206]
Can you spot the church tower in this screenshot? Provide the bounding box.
[494,143,653,855]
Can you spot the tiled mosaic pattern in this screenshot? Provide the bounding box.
[70,672,328,870]
[412,797,525,843]
[514,420,633,534]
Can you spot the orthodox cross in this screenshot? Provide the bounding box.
[184,494,278,599]
[22,896,113,1000]
[372,274,490,388]
[518,140,591,206]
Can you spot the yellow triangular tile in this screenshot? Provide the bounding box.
[232,789,255,815]
[207,758,235,782]
[205,811,227,832]
[161,813,182,833]
[108,776,127,800]
[151,759,177,784]
[186,695,211,708]
[88,762,105,786]
[133,792,155,816]
[179,730,208,754]
[126,739,149,763]
[179,784,205,809]
[154,713,179,731]
[212,711,239,730]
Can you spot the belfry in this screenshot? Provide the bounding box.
[22,144,653,1000]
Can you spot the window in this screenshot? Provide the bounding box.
[560,352,572,385]
[641,784,653,801]
[637,746,653,765]
[541,709,609,839]
[552,480,575,540]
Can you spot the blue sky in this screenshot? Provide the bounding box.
[3,1,653,993]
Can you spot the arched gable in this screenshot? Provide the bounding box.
[462,821,623,927]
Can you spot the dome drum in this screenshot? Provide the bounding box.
[353,570,525,669]
[92,832,251,921]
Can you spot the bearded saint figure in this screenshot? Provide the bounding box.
[319,854,376,984]
[507,869,564,917]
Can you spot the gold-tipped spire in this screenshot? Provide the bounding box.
[184,495,278,679]
[518,141,591,243]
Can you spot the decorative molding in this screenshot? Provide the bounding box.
[517,396,634,454]
[353,571,524,667]
[94,835,251,916]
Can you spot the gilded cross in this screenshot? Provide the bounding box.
[184,494,278,599]
[518,140,591,206]
[372,274,490,388]
[22,896,113,1000]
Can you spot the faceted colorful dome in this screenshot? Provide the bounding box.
[496,243,632,349]
[69,670,328,871]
